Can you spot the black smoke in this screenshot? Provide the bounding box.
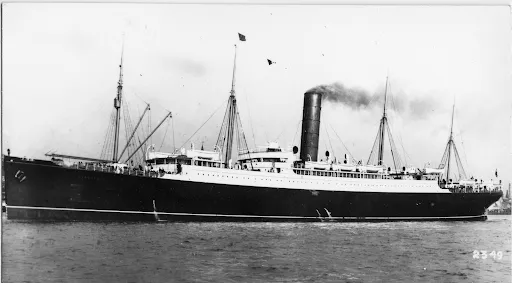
[307,83,375,110]
[307,82,438,119]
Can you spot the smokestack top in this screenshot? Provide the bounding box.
[303,91,323,109]
[304,90,323,96]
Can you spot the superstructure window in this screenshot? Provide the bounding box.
[262,158,282,162]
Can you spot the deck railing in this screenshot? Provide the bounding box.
[291,168,390,180]
[62,162,504,194]
[446,185,502,194]
[69,163,161,178]
[239,148,283,155]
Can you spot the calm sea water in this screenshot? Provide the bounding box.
[2,215,511,283]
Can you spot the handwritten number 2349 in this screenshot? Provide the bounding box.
[473,250,503,260]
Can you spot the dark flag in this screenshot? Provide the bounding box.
[238,33,246,41]
[495,169,498,178]
[267,59,275,65]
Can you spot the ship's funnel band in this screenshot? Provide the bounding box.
[300,92,322,162]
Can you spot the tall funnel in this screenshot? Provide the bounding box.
[300,92,322,162]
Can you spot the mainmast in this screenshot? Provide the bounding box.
[112,41,124,162]
[215,44,251,168]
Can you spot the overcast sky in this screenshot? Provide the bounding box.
[2,3,511,185]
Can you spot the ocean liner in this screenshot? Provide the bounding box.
[2,43,503,221]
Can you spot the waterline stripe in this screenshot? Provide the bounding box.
[5,205,485,220]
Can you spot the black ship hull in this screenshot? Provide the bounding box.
[3,157,502,222]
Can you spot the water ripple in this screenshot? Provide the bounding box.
[2,215,511,282]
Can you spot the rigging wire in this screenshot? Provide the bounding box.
[366,120,382,165]
[385,122,403,171]
[128,90,151,148]
[122,97,143,164]
[274,116,293,141]
[458,131,471,177]
[329,123,356,163]
[121,99,130,161]
[388,81,409,167]
[274,110,302,144]
[149,107,152,151]
[106,111,116,159]
[241,85,257,149]
[386,88,413,167]
[159,119,171,151]
[274,124,290,142]
[134,106,147,158]
[172,117,176,153]
[453,110,470,179]
[136,99,147,160]
[452,142,467,180]
[105,110,118,160]
[142,108,150,155]
[131,90,150,106]
[451,108,471,177]
[235,110,254,169]
[291,120,301,146]
[100,109,117,160]
[123,91,158,164]
[323,122,335,160]
[215,98,232,154]
[179,98,229,151]
[121,104,128,161]
[398,136,413,167]
[320,122,329,160]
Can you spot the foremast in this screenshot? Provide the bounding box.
[112,42,124,162]
[98,39,171,165]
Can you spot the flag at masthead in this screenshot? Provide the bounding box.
[215,35,251,168]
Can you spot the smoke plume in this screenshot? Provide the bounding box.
[307,82,438,119]
[308,83,373,110]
